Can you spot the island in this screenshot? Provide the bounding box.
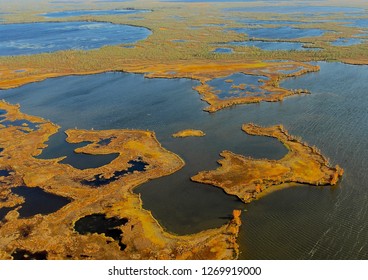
[0,101,241,260]
[191,123,344,203]
[172,129,206,138]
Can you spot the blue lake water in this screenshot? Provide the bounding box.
[0,71,285,234]
[229,40,317,51]
[42,9,149,18]
[208,73,269,99]
[230,26,325,39]
[331,38,363,46]
[1,62,368,259]
[213,47,233,53]
[11,186,71,218]
[0,22,151,56]
[225,6,364,14]
[345,19,368,28]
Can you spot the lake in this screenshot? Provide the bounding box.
[230,26,326,40]
[0,22,151,56]
[1,62,368,259]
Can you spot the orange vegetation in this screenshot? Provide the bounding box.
[0,60,318,113]
[191,123,344,203]
[172,129,206,138]
[0,101,241,260]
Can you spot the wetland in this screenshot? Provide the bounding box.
[0,0,368,260]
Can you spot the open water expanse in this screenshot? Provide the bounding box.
[1,61,368,259]
[0,22,151,56]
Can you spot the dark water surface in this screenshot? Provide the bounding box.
[37,131,119,170]
[0,22,151,56]
[0,62,368,259]
[75,214,128,250]
[11,186,71,218]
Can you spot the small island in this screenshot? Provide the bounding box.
[172,129,206,138]
[192,123,344,203]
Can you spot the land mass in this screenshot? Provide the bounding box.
[172,129,206,138]
[0,101,241,260]
[192,123,344,203]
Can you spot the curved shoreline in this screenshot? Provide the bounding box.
[191,123,344,203]
[172,129,206,138]
[0,101,241,260]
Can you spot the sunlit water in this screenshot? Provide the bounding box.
[0,22,151,56]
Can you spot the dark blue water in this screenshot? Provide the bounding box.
[230,26,325,39]
[213,47,233,53]
[331,38,363,46]
[0,207,14,221]
[0,169,11,177]
[208,73,269,99]
[1,62,368,258]
[36,131,119,170]
[0,22,151,56]
[11,186,71,218]
[81,159,148,187]
[237,62,368,259]
[0,119,40,130]
[75,214,128,251]
[42,9,149,18]
[225,6,364,14]
[229,40,318,51]
[0,71,286,234]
